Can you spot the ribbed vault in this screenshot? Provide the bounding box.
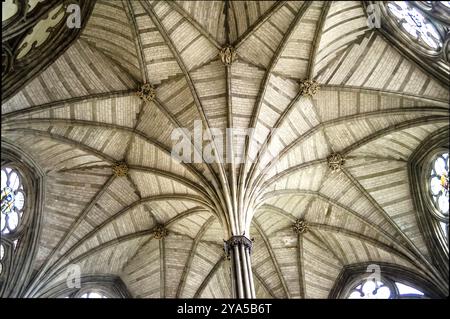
[1,0,448,298]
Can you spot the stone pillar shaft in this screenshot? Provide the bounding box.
[233,244,244,298]
[225,236,255,298]
[245,247,256,297]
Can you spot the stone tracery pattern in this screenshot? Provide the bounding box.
[1,167,25,234]
[367,1,450,84]
[428,151,449,238]
[429,152,449,214]
[386,1,442,50]
[347,276,425,299]
[1,0,96,100]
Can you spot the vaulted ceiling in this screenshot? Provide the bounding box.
[1,0,449,298]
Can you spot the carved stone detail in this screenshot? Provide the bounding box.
[293,219,309,234]
[219,46,236,65]
[112,162,128,177]
[223,248,231,261]
[327,153,345,172]
[136,83,156,102]
[224,235,253,256]
[298,79,320,96]
[153,224,168,239]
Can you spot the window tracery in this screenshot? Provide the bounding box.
[1,166,26,235]
[62,287,115,299]
[366,1,450,84]
[330,263,446,298]
[347,277,425,299]
[0,165,29,283]
[79,291,109,298]
[386,1,443,51]
[427,151,449,239]
[429,152,449,214]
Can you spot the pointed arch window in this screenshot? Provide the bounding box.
[427,151,449,240]
[330,263,446,298]
[0,165,29,279]
[347,278,425,299]
[386,1,443,51]
[1,167,26,235]
[408,130,449,283]
[79,290,109,298]
[0,143,45,297]
[366,1,449,83]
[36,275,130,298]
[53,279,128,298]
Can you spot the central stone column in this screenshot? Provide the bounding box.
[224,235,256,298]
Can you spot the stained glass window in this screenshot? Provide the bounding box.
[1,167,26,234]
[429,152,449,216]
[386,1,442,50]
[348,280,391,299]
[347,278,424,299]
[80,291,108,298]
[422,1,450,8]
[395,282,424,296]
[428,151,449,241]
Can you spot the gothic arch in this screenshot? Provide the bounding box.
[36,274,131,298]
[408,127,449,282]
[0,139,45,297]
[328,262,446,299]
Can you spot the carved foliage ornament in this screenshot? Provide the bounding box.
[153,224,168,239]
[223,235,253,258]
[293,219,309,234]
[112,162,128,177]
[219,46,236,65]
[298,79,320,96]
[136,83,156,102]
[327,153,345,172]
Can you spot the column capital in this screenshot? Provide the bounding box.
[224,235,256,298]
[224,235,253,255]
